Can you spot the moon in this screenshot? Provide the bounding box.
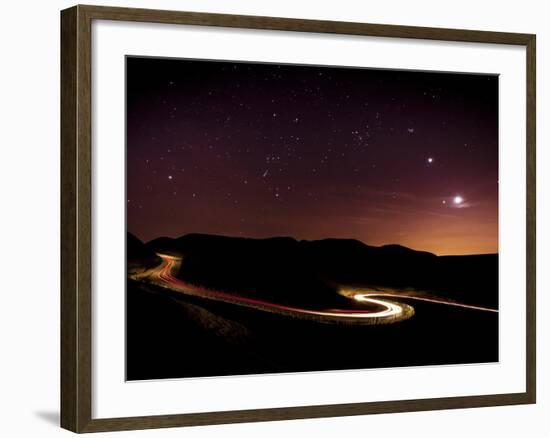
[453,195,463,204]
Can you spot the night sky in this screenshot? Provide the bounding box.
[127,57,498,255]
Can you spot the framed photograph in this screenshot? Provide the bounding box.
[60,5,536,433]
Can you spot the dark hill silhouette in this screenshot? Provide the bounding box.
[128,233,498,380]
[144,234,498,308]
[171,234,340,307]
[301,239,497,307]
[146,236,183,256]
[127,232,161,271]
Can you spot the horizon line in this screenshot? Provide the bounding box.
[128,230,498,257]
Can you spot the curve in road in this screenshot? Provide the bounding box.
[134,254,496,325]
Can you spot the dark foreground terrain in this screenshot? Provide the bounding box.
[127,233,498,381]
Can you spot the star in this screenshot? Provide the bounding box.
[126,57,497,255]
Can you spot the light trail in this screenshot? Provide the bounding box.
[134,254,497,325]
[353,293,498,313]
[135,254,413,324]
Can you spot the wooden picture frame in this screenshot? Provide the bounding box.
[61,4,536,433]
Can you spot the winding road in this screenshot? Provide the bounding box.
[133,254,496,325]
